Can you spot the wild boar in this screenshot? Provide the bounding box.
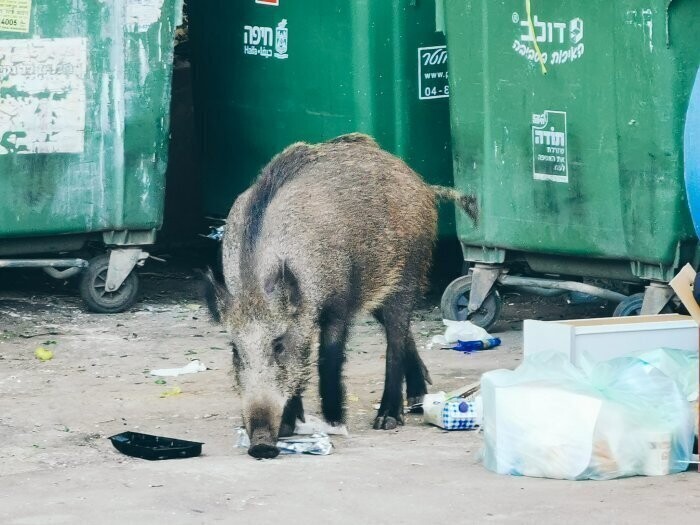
[204,133,476,458]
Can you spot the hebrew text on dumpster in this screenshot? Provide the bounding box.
[532,110,568,183]
[243,19,288,60]
[418,46,449,100]
[511,12,585,68]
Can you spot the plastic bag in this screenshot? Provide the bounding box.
[481,350,695,480]
[633,348,697,402]
[586,348,699,438]
[431,320,491,347]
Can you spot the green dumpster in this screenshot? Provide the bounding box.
[440,0,700,327]
[190,0,455,240]
[0,0,182,312]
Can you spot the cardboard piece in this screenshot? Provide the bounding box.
[670,264,700,322]
[669,263,700,473]
[446,381,480,400]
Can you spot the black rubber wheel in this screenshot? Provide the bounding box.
[79,254,139,314]
[440,275,502,331]
[612,293,644,317]
[613,292,673,317]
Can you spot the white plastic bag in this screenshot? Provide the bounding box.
[633,348,698,402]
[431,320,491,347]
[482,350,695,480]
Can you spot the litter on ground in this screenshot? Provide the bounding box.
[236,428,334,456]
[150,360,206,377]
[34,347,54,361]
[481,349,697,480]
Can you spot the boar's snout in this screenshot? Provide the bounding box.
[249,444,279,459]
[248,426,280,459]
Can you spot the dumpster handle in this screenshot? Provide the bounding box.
[525,0,548,75]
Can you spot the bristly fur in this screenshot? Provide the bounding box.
[325,133,379,148]
[431,185,479,225]
[217,133,468,453]
[239,142,320,284]
[200,267,231,323]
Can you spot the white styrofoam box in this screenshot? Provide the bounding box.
[523,314,698,366]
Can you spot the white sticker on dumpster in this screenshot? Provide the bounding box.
[418,46,449,100]
[127,0,165,33]
[532,110,568,183]
[0,37,87,155]
[0,0,31,33]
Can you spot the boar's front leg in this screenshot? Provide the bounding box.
[279,395,305,437]
[318,314,349,425]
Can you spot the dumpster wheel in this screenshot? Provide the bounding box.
[612,293,645,317]
[612,292,673,317]
[79,254,140,314]
[440,275,502,331]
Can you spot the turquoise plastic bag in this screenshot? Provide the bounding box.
[482,350,695,480]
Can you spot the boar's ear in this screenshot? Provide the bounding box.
[200,267,233,323]
[264,260,302,314]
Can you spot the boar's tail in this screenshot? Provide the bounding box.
[431,186,479,225]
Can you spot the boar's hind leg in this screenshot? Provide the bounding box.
[279,395,305,437]
[318,316,349,425]
[373,295,426,430]
[404,334,432,408]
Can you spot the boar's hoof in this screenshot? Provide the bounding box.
[248,444,280,459]
[372,414,403,430]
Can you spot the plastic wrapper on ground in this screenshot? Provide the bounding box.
[431,320,491,348]
[423,392,482,430]
[236,428,333,456]
[481,350,695,480]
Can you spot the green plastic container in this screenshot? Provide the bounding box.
[0,0,182,313]
[0,0,182,245]
[443,0,700,282]
[190,0,455,238]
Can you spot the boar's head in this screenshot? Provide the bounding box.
[203,263,314,459]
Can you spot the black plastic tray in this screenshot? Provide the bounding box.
[109,431,203,460]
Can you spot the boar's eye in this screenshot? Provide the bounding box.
[272,337,285,356]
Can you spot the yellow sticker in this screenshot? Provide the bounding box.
[0,0,31,33]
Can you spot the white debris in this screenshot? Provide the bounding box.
[150,360,206,377]
[236,428,333,456]
[430,319,492,348]
[295,415,348,436]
